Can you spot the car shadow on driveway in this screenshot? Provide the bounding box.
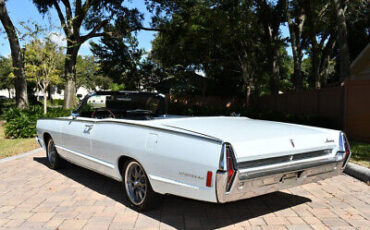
[33,157,311,229]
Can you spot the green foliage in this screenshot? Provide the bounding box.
[147,0,369,97]
[76,55,103,90]
[0,98,15,117]
[25,38,64,86]
[90,33,144,90]
[47,99,64,107]
[149,0,276,97]
[2,106,70,138]
[346,0,370,62]
[350,141,370,168]
[110,83,126,91]
[0,56,13,91]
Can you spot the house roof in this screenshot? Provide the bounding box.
[350,43,370,78]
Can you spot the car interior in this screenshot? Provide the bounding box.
[77,92,166,120]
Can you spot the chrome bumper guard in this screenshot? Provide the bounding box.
[216,154,345,203]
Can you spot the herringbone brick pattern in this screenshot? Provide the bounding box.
[0,150,369,229]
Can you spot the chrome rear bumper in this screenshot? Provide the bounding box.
[216,156,345,203]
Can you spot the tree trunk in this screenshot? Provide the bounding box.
[332,0,350,81]
[43,88,47,114]
[0,0,29,109]
[270,47,280,94]
[241,62,251,106]
[63,42,80,109]
[312,46,321,89]
[309,34,321,89]
[48,85,53,103]
[285,1,304,90]
[246,82,253,107]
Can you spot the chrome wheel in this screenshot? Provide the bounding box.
[124,161,148,205]
[47,139,57,167]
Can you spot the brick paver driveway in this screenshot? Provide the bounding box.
[0,150,369,230]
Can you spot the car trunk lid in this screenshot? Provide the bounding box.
[158,116,339,162]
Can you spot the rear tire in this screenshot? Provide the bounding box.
[46,138,65,169]
[122,160,161,211]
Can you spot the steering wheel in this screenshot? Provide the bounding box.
[91,108,116,119]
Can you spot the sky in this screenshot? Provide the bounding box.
[0,0,290,57]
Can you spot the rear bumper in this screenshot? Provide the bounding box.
[216,156,345,203]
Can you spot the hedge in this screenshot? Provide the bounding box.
[2,106,70,138]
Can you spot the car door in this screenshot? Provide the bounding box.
[59,117,95,167]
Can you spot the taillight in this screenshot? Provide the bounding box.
[225,145,236,191]
[341,133,351,168]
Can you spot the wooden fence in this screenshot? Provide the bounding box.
[255,86,345,129]
[344,78,370,142]
[254,78,370,142]
[169,78,370,142]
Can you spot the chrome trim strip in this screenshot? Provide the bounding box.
[239,157,339,180]
[149,175,202,190]
[238,155,336,178]
[55,145,115,169]
[236,145,336,163]
[237,149,332,169]
[162,124,223,143]
[39,117,223,144]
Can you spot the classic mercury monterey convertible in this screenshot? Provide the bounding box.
[36,91,351,210]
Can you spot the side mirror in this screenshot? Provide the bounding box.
[71,112,79,119]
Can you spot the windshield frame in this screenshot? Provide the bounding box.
[72,91,167,118]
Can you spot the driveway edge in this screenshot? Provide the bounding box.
[0,148,42,164]
[344,162,370,183]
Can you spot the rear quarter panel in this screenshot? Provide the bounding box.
[91,122,223,202]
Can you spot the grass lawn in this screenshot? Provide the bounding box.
[349,141,370,168]
[0,122,39,159]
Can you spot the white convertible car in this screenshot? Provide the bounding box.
[36,91,351,210]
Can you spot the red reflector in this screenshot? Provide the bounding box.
[206,171,212,187]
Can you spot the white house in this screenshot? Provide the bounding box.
[0,86,90,100]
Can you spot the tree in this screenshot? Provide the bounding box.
[76,55,97,90]
[0,56,13,98]
[346,0,369,62]
[285,0,307,90]
[90,33,144,90]
[24,38,63,114]
[0,0,29,108]
[32,0,151,109]
[332,0,350,81]
[256,0,287,95]
[149,0,272,101]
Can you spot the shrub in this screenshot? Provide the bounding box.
[0,98,15,117]
[47,99,64,107]
[3,106,70,138]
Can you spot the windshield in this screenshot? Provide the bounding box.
[75,91,166,120]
